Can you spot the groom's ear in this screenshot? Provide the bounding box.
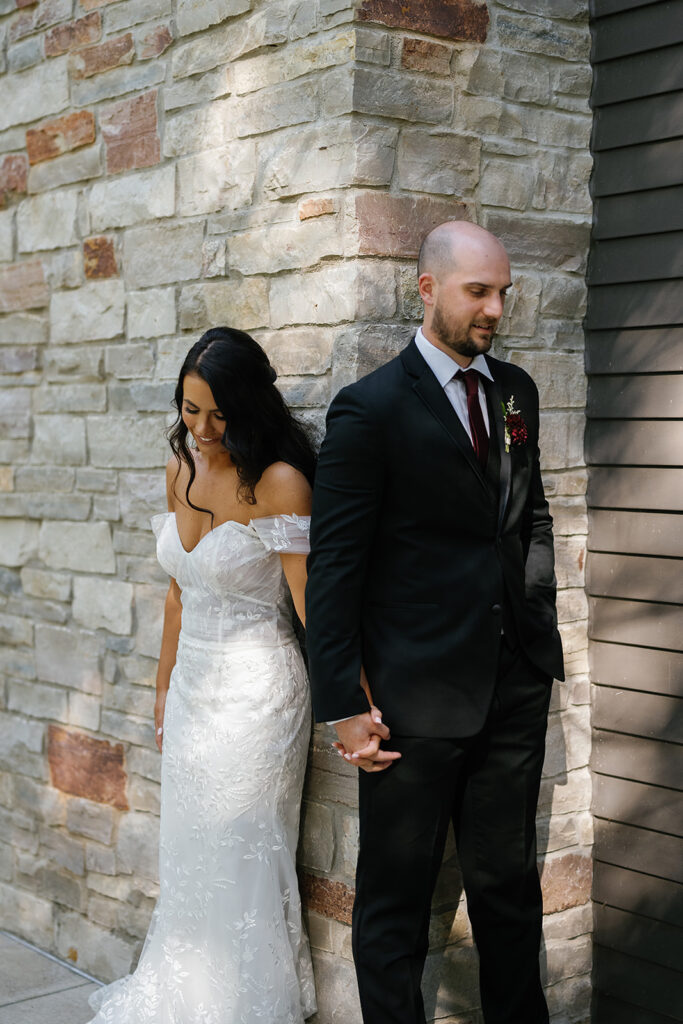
[418,273,436,306]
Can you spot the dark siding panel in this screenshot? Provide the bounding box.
[592,91,683,150]
[592,775,682,835]
[591,1,683,61]
[593,730,683,788]
[587,376,683,419]
[593,860,683,926]
[592,685,682,741]
[585,419,683,465]
[585,327,683,373]
[592,993,678,1024]
[591,44,683,105]
[588,511,683,557]
[592,0,670,16]
[587,232,683,284]
[591,138,683,196]
[593,904,683,970]
[587,467,683,510]
[587,552,683,603]
[585,279,682,329]
[592,945,683,1019]
[590,595,683,648]
[594,819,683,882]
[590,641,683,696]
[591,187,683,240]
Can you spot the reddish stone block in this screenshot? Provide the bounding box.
[138,24,173,60]
[69,32,134,79]
[8,9,34,42]
[84,236,117,279]
[0,154,28,204]
[540,852,591,914]
[100,90,160,175]
[355,192,470,258]
[80,0,119,9]
[48,724,129,810]
[0,259,49,313]
[16,0,38,7]
[299,197,336,221]
[300,872,354,924]
[357,0,489,42]
[26,111,96,165]
[402,37,452,75]
[44,11,101,57]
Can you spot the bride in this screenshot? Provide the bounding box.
[89,327,318,1023]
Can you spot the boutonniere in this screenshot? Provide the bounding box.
[501,396,528,453]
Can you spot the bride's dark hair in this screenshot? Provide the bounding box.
[168,327,316,512]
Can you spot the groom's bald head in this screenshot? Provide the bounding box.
[417,221,508,281]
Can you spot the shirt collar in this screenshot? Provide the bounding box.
[415,327,494,387]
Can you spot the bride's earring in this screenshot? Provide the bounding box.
[188,435,198,450]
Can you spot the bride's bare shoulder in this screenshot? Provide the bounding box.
[254,462,311,517]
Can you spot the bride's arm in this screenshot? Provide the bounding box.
[154,578,182,752]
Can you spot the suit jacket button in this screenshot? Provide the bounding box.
[491,604,502,615]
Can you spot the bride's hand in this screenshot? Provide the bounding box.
[154,691,167,753]
[333,706,401,773]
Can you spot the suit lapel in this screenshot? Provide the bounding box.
[484,361,512,532]
[402,341,489,495]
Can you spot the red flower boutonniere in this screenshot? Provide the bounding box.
[501,396,528,453]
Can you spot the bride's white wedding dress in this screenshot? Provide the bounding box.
[88,511,316,1024]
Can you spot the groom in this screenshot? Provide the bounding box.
[305,221,564,1024]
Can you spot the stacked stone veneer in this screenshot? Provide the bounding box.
[0,0,592,1020]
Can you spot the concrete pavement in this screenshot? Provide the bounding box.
[0,931,101,1024]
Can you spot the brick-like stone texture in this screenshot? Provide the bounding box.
[48,726,128,809]
[0,1,592,1012]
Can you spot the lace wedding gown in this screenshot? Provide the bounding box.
[88,512,316,1024]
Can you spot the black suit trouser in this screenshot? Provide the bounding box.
[352,643,552,1024]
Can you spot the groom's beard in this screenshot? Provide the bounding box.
[432,302,496,358]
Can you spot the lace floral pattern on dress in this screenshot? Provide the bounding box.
[251,514,311,553]
[88,512,316,1024]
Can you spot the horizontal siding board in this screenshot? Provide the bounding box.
[593,729,683,788]
[590,641,683,696]
[592,91,683,151]
[591,138,683,196]
[593,860,683,926]
[588,511,683,557]
[592,775,682,835]
[592,944,683,1019]
[587,467,683,511]
[592,684,683,741]
[589,595,683,649]
[587,232,683,284]
[593,903,683,970]
[591,1,683,62]
[585,279,682,329]
[585,327,683,372]
[592,993,678,1024]
[594,818,683,882]
[591,0,671,16]
[587,551,683,603]
[585,419,683,465]
[587,376,683,419]
[592,186,683,240]
[591,43,683,105]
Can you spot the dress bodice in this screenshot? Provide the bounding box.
[151,512,310,646]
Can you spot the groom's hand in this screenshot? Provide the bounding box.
[333,709,401,773]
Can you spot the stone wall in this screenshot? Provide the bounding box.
[0,0,592,1020]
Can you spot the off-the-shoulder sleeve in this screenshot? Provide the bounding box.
[150,512,172,539]
[250,514,311,553]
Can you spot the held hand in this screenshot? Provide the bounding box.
[154,691,167,753]
[334,707,401,773]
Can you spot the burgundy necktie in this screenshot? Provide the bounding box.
[456,369,489,469]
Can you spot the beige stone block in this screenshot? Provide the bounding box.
[127,286,176,339]
[300,801,335,872]
[233,29,353,94]
[163,98,233,158]
[233,79,317,138]
[1,312,48,345]
[554,534,586,590]
[105,342,155,379]
[0,882,54,950]
[179,277,268,331]
[44,345,103,383]
[480,156,536,211]
[495,272,542,339]
[73,576,134,634]
[30,415,86,467]
[176,0,251,36]
[270,261,396,327]
[0,208,13,261]
[227,215,343,275]
[39,520,116,574]
[124,222,204,287]
[257,327,334,376]
[333,66,453,123]
[164,68,230,111]
[70,59,165,107]
[28,144,103,194]
[68,691,100,732]
[0,56,69,132]
[0,519,39,567]
[89,164,175,230]
[511,351,586,409]
[50,280,125,344]
[116,809,159,880]
[539,411,584,471]
[398,129,480,197]
[34,384,106,414]
[55,908,136,982]
[0,386,31,439]
[134,582,166,658]
[176,141,254,216]
[87,413,168,468]
[17,188,78,252]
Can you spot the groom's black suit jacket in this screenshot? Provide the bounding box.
[306,340,564,738]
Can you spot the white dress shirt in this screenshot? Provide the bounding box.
[329,329,495,727]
